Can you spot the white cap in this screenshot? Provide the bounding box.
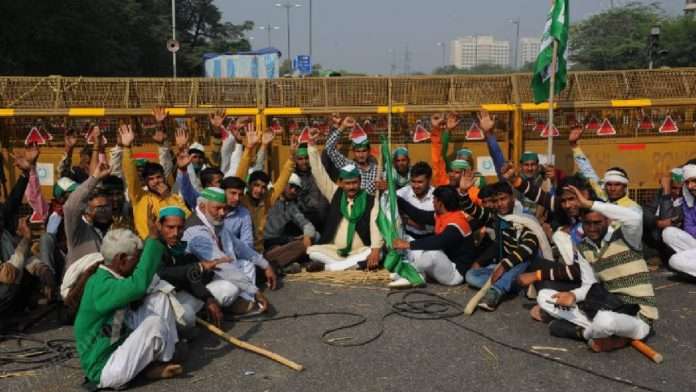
[188,142,205,154]
[289,173,302,187]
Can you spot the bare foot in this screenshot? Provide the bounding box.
[529,304,552,322]
[516,272,538,288]
[144,362,183,380]
[589,336,630,353]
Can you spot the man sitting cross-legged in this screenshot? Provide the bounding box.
[306,129,383,271]
[392,186,476,288]
[74,228,181,390]
[662,164,696,277]
[537,186,658,353]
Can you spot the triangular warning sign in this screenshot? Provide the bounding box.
[41,128,54,142]
[25,127,47,145]
[29,211,44,224]
[465,121,484,140]
[637,116,654,130]
[362,120,374,134]
[533,120,546,133]
[597,118,616,136]
[413,122,430,143]
[659,115,678,134]
[585,117,600,131]
[350,123,368,144]
[540,124,560,137]
[524,114,536,127]
[297,127,311,144]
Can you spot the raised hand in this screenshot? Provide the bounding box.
[477,110,496,133]
[458,169,476,192]
[11,151,33,172]
[118,124,135,148]
[93,161,112,180]
[340,116,356,130]
[660,173,671,193]
[262,128,275,146]
[289,134,299,154]
[245,128,259,148]
[307,128,320,146]
[152,106,168,123]
[500,161,519,183]
[544,165,556,183]
[146,206,159,240]
[331,113,342,127]
[209,109,226,129]
[174,127,189,151]
[430,113,444,129]
[446,112,460,130]
[568,124,584,147]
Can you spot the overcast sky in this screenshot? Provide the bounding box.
[216,0,684,74]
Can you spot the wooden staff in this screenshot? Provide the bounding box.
[464,276,492,315]
[631,340,663,364]
[196,318,304,372]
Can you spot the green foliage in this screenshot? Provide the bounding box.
[660,16,696,68]
[0,0,252,76]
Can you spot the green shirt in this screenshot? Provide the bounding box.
[73,239,165,384]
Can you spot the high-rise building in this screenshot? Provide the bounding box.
[518,37,541,68]
[686,0,696,16]
[450,36,510,69]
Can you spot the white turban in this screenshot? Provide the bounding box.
[683,164,696,181]
[602,169,629,185]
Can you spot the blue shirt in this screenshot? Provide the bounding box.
[222,206,255,249]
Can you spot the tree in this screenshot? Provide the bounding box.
[0,0,252,76]
[569,2,664,70]
[660,16,696,68]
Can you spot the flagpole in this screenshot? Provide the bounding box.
[387,78,393,151]
[546,39,558,162]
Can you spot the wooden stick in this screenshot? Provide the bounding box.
[631,340,663,364]
[464,276,492,315]
[196,318,304,372]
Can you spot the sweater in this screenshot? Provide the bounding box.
[74,239,165,384]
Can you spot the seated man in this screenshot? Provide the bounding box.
[643,168,684,261]
[390,147,411,189]
[662,164,696,277]
[74,228,181,390]
[395,161,435,240]
[459,176,543,311]
[183,187,273,311]
[306,133,382,271]
[537,186,657,352]
[119,124,190,239]
[294,143,330,232]
[263,173,317,273]
[392,186,475,288]
[156,206,223,328]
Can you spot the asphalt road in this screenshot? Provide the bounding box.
[2,269,695,392]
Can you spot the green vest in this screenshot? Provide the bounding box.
[577,231,658,323]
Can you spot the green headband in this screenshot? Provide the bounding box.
[339,164,361,180]
[159,206,186,219]
[392,147,409,158]
[200,187,226,204]
[672,168,684,184]
[134,158,148,168]
[295,147,308,157]
[520,151,539,163]
[456,148,473,160]
[352,140,370,149]
[53,178,78,199]
[450,159,471,170]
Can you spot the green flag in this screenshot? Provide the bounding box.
[531,0,569,103]
[376,135,424,286]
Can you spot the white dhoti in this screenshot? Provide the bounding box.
[537,289,650,341]
[307,244,372,271]
[408,250,463,286]
[210,260,258,304]
[99,291,179,389]
[662,226,696,277]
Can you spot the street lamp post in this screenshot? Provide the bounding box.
[259,24,280,48]
[509,18,520,69]
[436,42,446,67]
[648,25,660,70]
[275,2,302,61]
[309,0,313,58]
[171,0,177,78]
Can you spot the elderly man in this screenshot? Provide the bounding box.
[74,228,181,390]
[306,131,382,271]
[662,164,696,277]
[183,187,274,312]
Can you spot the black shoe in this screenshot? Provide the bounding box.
[549,319,585,341]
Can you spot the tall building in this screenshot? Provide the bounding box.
[518,37,541,68]
[686,0,696,16]
[450,36,510,69]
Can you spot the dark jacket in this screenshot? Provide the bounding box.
[158,244,215,302]
[320,190,375,247]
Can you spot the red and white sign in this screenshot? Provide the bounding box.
[540,124,559,137]
[297,127,311,144]
[465,121,484,140]
[637,116,654,130]
[596,118,616,136]
[533,120,546,133]
[25,127,48,145]
[659,116,678,134]
[412,121,430,143]
[585,117,601,131]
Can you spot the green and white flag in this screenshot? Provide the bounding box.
[532,0,569,103]
[376,135,424,286]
